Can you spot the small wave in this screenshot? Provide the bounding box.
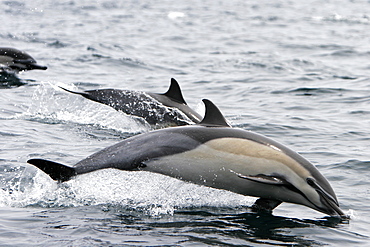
[340,95,370,104]
[319,49,370,59]
[334,160,370,171]
[349,110,370,115]
[333,75,358,80]
[281,42,350,51]
[3,1,26,15]
[71,81,101,88]
[76,49,149,70]
[272,87,348,96]
[0,131,22,137]
[46,40,69,48]
[119,57,148,69]
[0,32,47,44]
[312,14,370,25]
[75,53,110,63]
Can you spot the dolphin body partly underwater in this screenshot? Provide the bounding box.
[0,47,47,72]
[28,99,345,217]
[61,78,202,127]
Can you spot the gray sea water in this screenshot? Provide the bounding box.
[1,0,370,246]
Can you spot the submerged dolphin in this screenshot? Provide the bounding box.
[60,78,202,126]
[0,47,47,72]
[27,99,344,217]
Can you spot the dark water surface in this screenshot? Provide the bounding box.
[1,0,370,246]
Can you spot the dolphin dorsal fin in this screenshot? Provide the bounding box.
[163,78,187,104]
[199,99,231,127]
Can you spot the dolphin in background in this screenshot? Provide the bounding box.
[28,99,345,217]
[0,47,47,72]
[60,78,202,127]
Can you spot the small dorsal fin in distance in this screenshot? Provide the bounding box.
[199,99,231,127]
[163,78,187,104]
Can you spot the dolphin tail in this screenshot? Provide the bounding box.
[58,86,89,98]
[27,159,76,182]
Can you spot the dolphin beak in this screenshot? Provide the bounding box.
[317,187,345,217]
[321,194,345,217]
[28,63,48,70]
[307,178,345,217]
[14,59,48,70]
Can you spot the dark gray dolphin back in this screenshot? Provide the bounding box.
[0,48,35,61]
[60,78,201,126]
[73,129,202,174]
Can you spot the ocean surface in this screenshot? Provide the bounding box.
[1,0,370,246]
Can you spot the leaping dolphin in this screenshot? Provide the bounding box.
[27,99,344,217]
[0,47,47,72]
[60,78,202,127]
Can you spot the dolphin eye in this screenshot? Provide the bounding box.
[306,177,336,203]
[306,177,315,186]
[137,162,147,168]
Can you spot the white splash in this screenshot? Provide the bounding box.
[168,11,186,20]
[0,168,254,216]
[346,209,356,219]
[20,82,150,133]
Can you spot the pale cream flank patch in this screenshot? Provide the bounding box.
[204,138,311,178]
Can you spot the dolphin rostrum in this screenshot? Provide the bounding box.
[0,47,47,72]
[27,99,344,217]
[60,78,202,127]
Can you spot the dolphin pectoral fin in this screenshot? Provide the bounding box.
[251,198,282,212]
[27,159,76,182]
[233,171,284,212]
[233,171,287,185]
